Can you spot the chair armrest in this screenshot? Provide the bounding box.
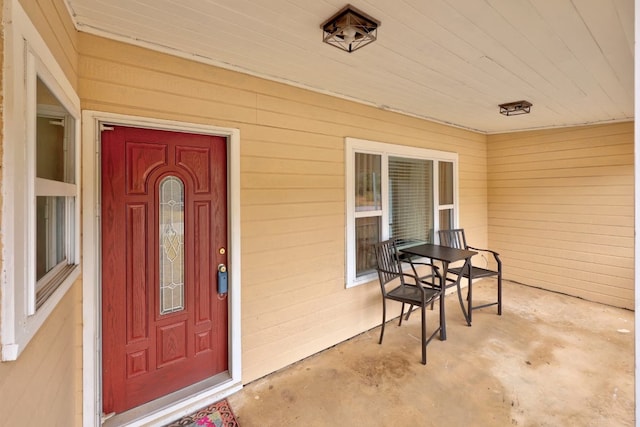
[467,246,502,270]
[467,246,500,258]
[401,259,440,272]
[400,258,442,280]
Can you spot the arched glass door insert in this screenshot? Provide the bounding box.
[159,176,185,314]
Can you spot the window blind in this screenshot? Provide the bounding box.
[388,157,434,244]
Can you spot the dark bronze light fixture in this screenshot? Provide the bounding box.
[499,100,532,116]
[321,4,380,53]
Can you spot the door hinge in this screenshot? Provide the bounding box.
[48,119,64,127]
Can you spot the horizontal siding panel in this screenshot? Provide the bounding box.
[489,165,633,180]
[242,127,344,149]
[243,215,343,237]
[242,202,343,221]
[490,175,632,188]
[80,57,258,108]
[488,123,633,309]
[255,80,486,141]
[489,154,632,172]
[489,133,633,158]
[243,228,343,254]
[489,218,631,238]
[242,188,345,205]
[243,156,343,176]
[492,225,634,250]
[490,144,633,165]
[243,140,342,163]
[80,33,266,91]
[244,268,347,298]
[488,122,633,144]
[80,80,258,123]
[504,262,633,297]
[490,197,632,212]
[22,0,79,87]
[241,240,342,271]
[0,283,81,426]
[495,239,633,270]
[508,270,633,310]
[243,226,343,249]
[491,203,633,218]
[242,172,342,190]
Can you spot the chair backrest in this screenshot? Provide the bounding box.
[438,229,468,250]
[373,239,404,292]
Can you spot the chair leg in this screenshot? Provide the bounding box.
[467,275,473,324]
[379,299,387,344]
[399,303,406,326]
[497,273,502,315]
[421,304,427,365]
[405,304,415,321]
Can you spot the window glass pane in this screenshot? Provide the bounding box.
[355,153,381,212]
[36,78,74,184]
[439,208,454,231]
[439,161,454,205]
[389,157,434,244]
[36,196,66,281]
[159,176,185,315]
[356,216,380,277]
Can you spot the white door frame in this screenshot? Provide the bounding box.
[81,111,242,427]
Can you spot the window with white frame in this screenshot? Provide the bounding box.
[33,78,78,311]
[1,0,81,360]
[345,138,457,287]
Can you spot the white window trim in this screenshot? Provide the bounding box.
[345,137,458,288]
[1,0,81,361]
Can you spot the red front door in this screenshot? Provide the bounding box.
[101,125,229,414]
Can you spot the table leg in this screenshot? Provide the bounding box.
[467,259,473,325]
[440,262,448,340]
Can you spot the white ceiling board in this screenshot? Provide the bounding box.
[64,0,634,133]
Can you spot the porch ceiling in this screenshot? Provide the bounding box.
[64,0,634,134]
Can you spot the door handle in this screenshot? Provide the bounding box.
[217,264,228,295]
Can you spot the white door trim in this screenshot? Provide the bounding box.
[81,111,242,427]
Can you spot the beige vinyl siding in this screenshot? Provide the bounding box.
[18,0,79,88]
[0,0,81,425]
[0,280,83,426]
[78,34,489,382]
[487,122,634,309]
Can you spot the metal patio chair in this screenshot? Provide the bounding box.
[373,239,443,365]
[438,229,502,323]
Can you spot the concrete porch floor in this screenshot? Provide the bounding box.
[227,280,635,426]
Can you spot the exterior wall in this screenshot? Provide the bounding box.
[77,33,489,382]
[0,0,81,425]
[0,284,82,425]
[487,122,634,309]
[18,0,78,87]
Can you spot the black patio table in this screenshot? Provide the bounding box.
[399,243,477,340]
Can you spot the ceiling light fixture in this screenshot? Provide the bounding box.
[499,100,533,116]
[321,4,380,53]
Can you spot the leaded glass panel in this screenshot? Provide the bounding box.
[159,176,185,314]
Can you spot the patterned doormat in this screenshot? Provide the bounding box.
[165,399,239,427]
